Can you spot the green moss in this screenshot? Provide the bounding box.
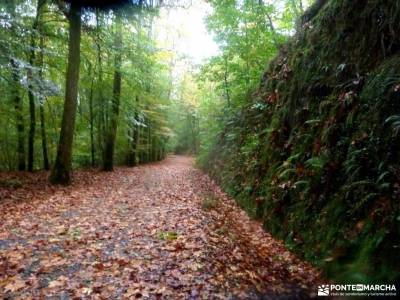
[202,0,400,283]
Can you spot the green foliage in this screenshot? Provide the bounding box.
[157,230,178,241]
[168,74,200,154]
[201,193,219,211]
[385,115,400,136]
[0,179,23,189]
[199,0,400,283]
[0,0,172,171]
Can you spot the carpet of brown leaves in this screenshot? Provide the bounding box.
[0,156,324,299]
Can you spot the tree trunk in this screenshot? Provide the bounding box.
[6,0,25,171]
[50,3,81,184]
[127,95,140,166]
[147,120,151,162]
[27,0,45,171]
[132,106,140,166]
[89,71,96,167]
[37,25,49,170]
[223,55,231,106]
[11,59,26,171]
[103,14,123,171]
[95,10,106,166]
[27,72,36,172]
[39,104,49,170]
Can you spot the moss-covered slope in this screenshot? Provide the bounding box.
[203,0,400,282]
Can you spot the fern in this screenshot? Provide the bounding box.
[304,119,321,125]
[385,115,400,135]
[279,168,296,179]
[343,180,373,190]
[305,155,327,170]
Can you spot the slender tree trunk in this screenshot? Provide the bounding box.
[39,104,49,170]
[27,24,36,172]
[27,0,45,171]
[192,116,197,154]
[89,72,96,167]
[147,120,151,162]
[3,122,13,171]
[103,14,123,171]
[7,0,25,171]
[133,96,140,165]
[141,116,149,163]
[95,10,106,165]
[258,0,279,48]
[132,112,139,166]
[37,30,49,170]
[11,60,25,171]
[243,18,251,85]
[50,3,81,184]
[27,69,36,172]
[223,55,231,106]
[127,95,140,166]
[139,110,147,163]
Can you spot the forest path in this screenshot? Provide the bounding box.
[0,156,322,299]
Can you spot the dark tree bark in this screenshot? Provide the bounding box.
[50,2,82,184]
[132,104,140,165]
[27,77,35,172]
[127,95,140,166]
[11,59,26,171]
[103,14,123,171]
[147,120,151,162]
[88,67,96,167]
[37,30,50,170]
[94,10,106,165]
[6,0,25,171]
[140,115,149,163]
[39,104,49,170]
[27,0,46,171]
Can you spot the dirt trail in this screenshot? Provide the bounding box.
[0,156,323,299]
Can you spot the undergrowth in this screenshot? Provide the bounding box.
[201,0,400,283]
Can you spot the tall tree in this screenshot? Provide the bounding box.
[94,9,106,166]
[37,33,50,170]
[7,0,26,171]
[11,58,25,171]
[103,13,123,171]
[88,63,96,167]
[50,1,82,184]
[127,95,140,166]
[27,0,46,171]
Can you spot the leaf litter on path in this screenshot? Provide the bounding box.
[0,156,324,299]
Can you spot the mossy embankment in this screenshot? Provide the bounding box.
[202,0,400,282]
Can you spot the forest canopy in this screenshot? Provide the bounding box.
[0,0,303,180]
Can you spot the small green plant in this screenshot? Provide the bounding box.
[68,228,82,239]
[385,115,400,135]
[215,224,229,236]
[157,231,178,241]
[0,179,23,188]
[215,224,236,240]
[201,194,219,211]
